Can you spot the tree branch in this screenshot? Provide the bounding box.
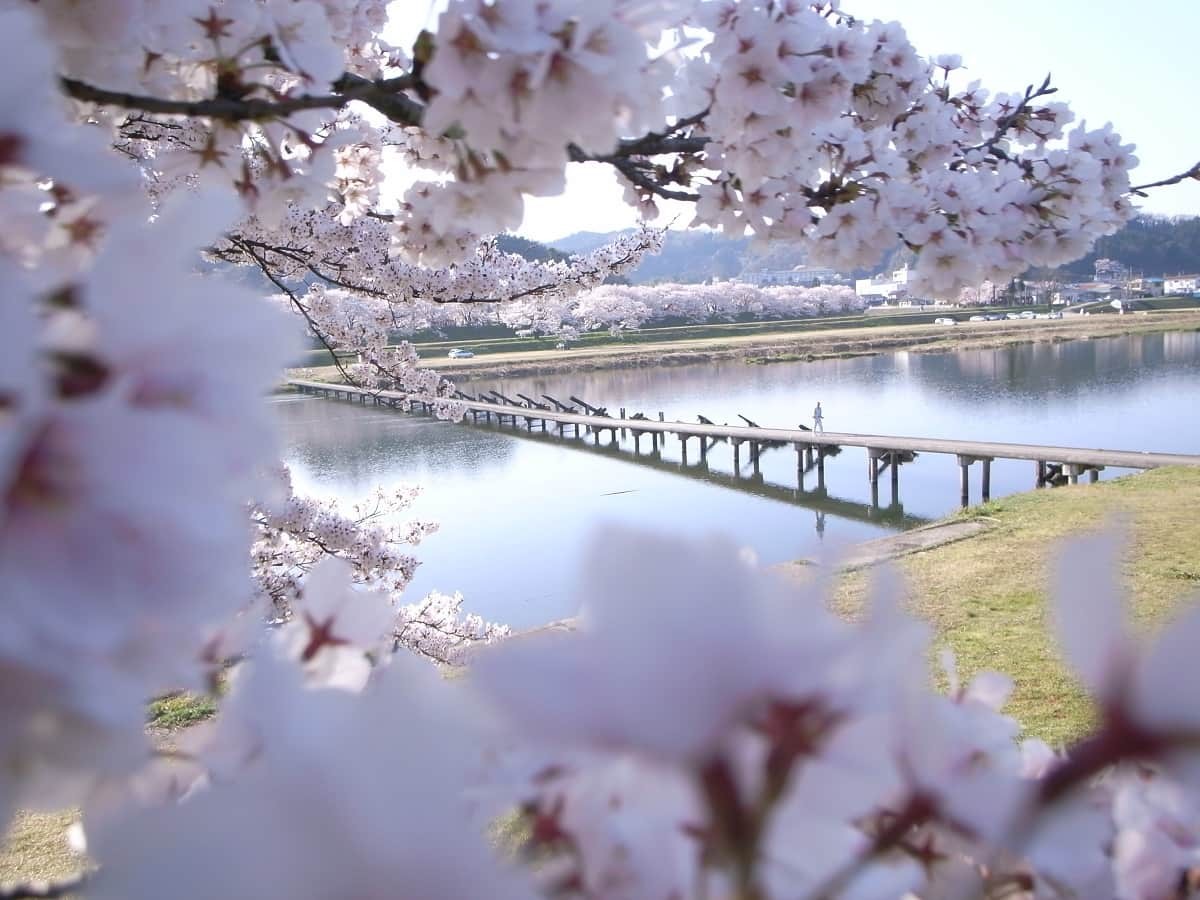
[225,236,359,385]
[1129,161,1200,196]
[60,73,422,126]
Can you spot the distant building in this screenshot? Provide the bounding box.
[1094,258,1130,283]
[742,265,838,286]
[1052,283,1114,305]
[1051,286,1084,305]
[1126,276,1165,297]
[1164,274,1200,295]
[855,265,912,301]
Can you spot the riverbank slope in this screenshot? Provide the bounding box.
[294,309,1200,383]
[828,466,1200,746]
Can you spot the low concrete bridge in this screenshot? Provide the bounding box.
[289,379,1200,508]
[470,410,929,529]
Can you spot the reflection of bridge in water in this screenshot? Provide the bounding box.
[472,415,927,529]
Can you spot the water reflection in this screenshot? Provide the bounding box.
[281,331,1200,627]
[467,419,926,528]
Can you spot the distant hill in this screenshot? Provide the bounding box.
[551,231,627,256]
[553,215,1200,285]
[549,228,907,284]
[1055,215,1200,277]
[551,228,754,284]
[495,233,571,263]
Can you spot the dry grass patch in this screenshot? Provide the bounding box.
[0,810,82,891]
[834,466,1200,746]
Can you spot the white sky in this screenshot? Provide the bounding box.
[387,0,1200,242]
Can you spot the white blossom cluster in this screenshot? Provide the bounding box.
[393,0,690,263]
[0,8,297,824]
[482,281,860,338]
[683,2,1135,296]
[251,465,510,664]
[44,0,399,223]
[216,211,662,390]
[251,464,432,612]
[5,1,1200,899]
[70,529,1200,900]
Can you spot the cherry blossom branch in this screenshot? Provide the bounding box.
[570,145,702,203]
[226,235,358,385]
[958,75,1059,159]
[60,73,421,125]
[1129,160,1200,196]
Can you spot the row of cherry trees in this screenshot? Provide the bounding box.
[2,0,1199,898]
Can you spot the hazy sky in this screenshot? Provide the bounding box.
[389,1,1200,241]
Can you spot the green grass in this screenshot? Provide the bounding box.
[834,466,1200,745]
[146,692,218,730]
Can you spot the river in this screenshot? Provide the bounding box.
[279,330,1200,629]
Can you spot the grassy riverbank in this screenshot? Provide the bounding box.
[293,308,1200,384]
[833,466,1200,746]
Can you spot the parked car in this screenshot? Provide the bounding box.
[1019,310,1037,319]
[933,317,957,325]
[1006,312,1023,320]
[968,315,987,322]
[985,314,1007,321]
[447,348,475,358]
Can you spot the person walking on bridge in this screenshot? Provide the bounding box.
[813,401,824,433]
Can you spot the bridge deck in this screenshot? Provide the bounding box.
[288,380,1200,470]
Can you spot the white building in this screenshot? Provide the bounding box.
[744,265,837,286]
[855,264,911,301]
[1164,274,1200,295]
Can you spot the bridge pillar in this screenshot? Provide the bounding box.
[751,443,761,477]
[1035,460,1045,488]
[795,444,805,491]
[1089,466,1103,483]
[1068,463,1081,485]
[680,435,688,465]
[958,455,972,508]
[890,451,900,503]
[732,440,741,477]
[981,458,992,501]
[867,450,883,509]
[816,449,826,491]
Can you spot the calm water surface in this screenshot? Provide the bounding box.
[280,331,1200,628]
